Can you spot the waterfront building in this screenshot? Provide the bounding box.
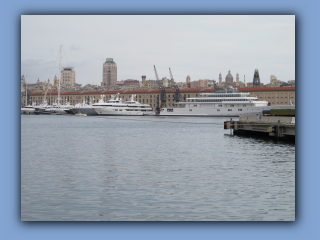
[28,87,295,110]
[61,67,76,87]
[188,80,208,88]
[253,69,261,88]
[102,58,117,87]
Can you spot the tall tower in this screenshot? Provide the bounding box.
[186,75,191,83]
[142,75,146,86]
[60,67,75,87]
[236,73,239,86]
[102,58,117,87]
[253,69,261,88]
[53,75,58,87]
[219,73,222,84]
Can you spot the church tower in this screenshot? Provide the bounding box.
[253,69,261,88]
[219,73,222,84]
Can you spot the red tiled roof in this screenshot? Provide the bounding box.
[124,90,148,93]
[101,90,125,94]
[61,92,84,95]
[81,91,104,94]
[179,88,203,93]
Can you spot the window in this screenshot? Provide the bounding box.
[238,109,242,111]
[218,105,222,107]
[189,109,192,111]
[217,109,220,111]
[228,109,232,111]
[230,105,234,107]
[167,109,173,112]
[243,105,246,107]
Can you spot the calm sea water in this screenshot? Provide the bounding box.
[21,115,295,221]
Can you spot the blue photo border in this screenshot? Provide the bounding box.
[1,0,319,239]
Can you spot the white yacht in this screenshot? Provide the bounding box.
[21,103,39,115]
[44,101,73,114]
[158,91,295,117]
[71,97,100,116]
[93,94,155,116]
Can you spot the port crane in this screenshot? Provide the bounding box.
[153,65,160,81]
[169,67,174,81]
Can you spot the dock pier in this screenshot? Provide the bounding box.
[224,115,295,139]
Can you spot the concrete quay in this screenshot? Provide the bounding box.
[224,115,295,139]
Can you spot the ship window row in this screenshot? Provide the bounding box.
[203,93,249,98]
[195,98,251,102]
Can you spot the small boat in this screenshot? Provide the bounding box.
[75,113,87,116]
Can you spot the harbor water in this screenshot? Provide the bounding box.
[21,115,295,221]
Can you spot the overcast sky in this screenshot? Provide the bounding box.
[21,15,295,85]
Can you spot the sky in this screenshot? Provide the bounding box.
[21,15,295,86]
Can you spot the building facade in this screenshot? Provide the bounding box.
[142,75,146,86]
[270,75,277,87]
[28,87,295,110]
[102,58,117,87]
[61,67,76,87]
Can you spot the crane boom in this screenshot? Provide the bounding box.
[169,67,174,80]
[154,65,160,81]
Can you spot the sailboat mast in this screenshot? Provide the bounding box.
[58,45,62,107]
[25,75,27,107]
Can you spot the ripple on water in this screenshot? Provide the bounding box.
[21,115,295,221]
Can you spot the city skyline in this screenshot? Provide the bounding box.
[21,15,295,86]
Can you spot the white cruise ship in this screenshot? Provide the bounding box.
[158,92,294,117]
[93,94,155,116]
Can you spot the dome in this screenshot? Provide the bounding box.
[225,70,234,82]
